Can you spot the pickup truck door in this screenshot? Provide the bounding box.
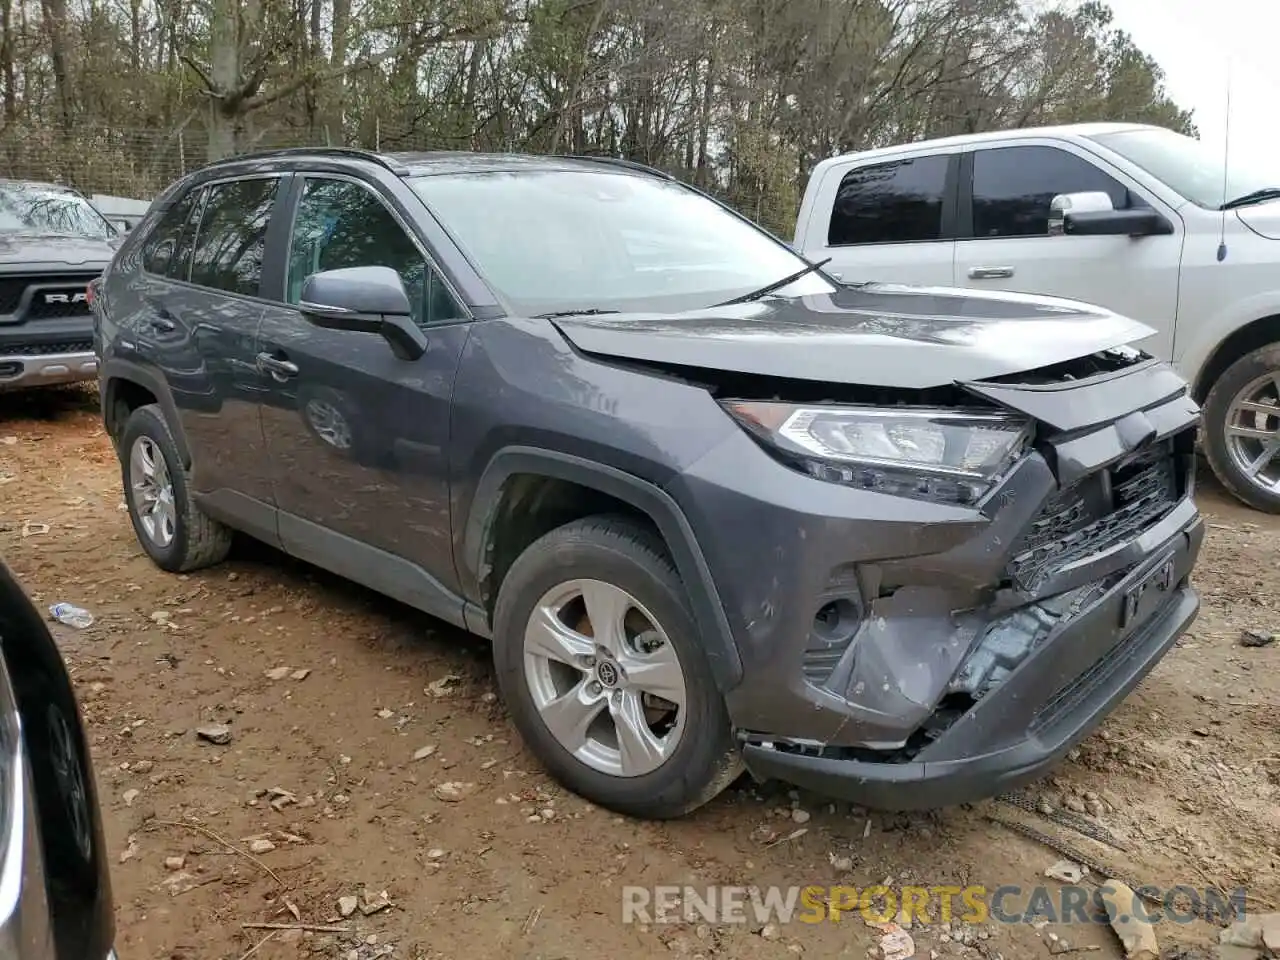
[953,142,1182,361]
[799,152,958,287]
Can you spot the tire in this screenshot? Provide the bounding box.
[492,515,742,819]
[1202,342,1280,513]
[119,403,233,572]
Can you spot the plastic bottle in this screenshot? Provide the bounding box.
[49,603,94,629]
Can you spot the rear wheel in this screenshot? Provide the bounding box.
[120,404,233,571]
[492,515,741,819]
[1203,343,1280,513]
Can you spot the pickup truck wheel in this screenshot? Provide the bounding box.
[120,404,233,571]
[491,515,742,819]
[1203,343,1280,513]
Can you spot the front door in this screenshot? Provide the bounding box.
[256,173,473,612]
[953,143,1183,361]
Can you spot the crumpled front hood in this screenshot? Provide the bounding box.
[551,283,1157,389]
[0,232,114,267]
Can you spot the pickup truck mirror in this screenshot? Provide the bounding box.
[298,266,428,361]
[1049,191,1172,238]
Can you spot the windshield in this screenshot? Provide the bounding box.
[410,169,831,315]
[0,182,114,239]
[1088,127,1276,210]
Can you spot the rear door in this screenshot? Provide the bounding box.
[255,171,473,609]
[953,142,1182,360]
[130,174,288,533]
[799,151,958,286]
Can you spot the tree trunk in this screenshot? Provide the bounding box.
[324,0,350,144]
[206,0,241,159]
[0,0,16,123]
[40,0,74,129]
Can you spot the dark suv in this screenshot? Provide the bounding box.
[93,148,1203,819]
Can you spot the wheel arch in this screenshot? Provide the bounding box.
[462,447,743,692]
[100,358,192,467]
[1192,313,1280,404]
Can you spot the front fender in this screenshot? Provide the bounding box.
[461,446,744,691]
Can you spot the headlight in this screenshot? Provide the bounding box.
[722,401,1031,505]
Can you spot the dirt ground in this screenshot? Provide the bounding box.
[2,386,1279,960]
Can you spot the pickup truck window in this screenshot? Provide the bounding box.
[971,146,1130,239]
[827,155,948,246]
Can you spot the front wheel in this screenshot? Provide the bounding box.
[1203,343,1280,513]
[491,515,742,819]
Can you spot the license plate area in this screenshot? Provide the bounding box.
[1120,550,1177,632]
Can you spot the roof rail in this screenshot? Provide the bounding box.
[561,154,675,180]
[206,146,411,176]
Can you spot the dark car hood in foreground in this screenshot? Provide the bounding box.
[551,283,1156,389]
[0,232,114,267]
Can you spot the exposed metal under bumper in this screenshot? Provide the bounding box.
[0,351,98,390]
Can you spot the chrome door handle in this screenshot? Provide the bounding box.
[255,352,299,381]
[968,266,1014,280]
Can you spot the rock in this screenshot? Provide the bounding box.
[1085,798,1105,818]
[1193,727,1211,737]
[434,781,476,802]
[1045,860,1085,884]
[1101,880,1159,959]
[480,691,498,704]
[360,890,392,915]
[412,745,437,761]
[427,848,445,860]
[248,838,276,854]
[792,809,811,824]
[149,610,170,623]
[1063,795,1086,814]
[163,855,185,870]
[195,724,232,745]
[132,760,154,774]
[264,666,292,680]
[122,789,139,807]
[377,708,393,719]
[1219,913,1280,950]
[830,854,854,872]
[760,924,780,940]
[290,669,310,681]
[337,895,359,918]
[427,675,462,697]
[1240,629,1277,648]
[875,923,915,960]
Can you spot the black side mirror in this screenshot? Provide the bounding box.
[1064,208,1173,238]
[298,266,428,361]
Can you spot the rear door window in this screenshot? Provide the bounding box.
[827,156,950,246]
[188,177,282,297]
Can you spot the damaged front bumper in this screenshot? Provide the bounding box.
[739,511,1200,808]
[669,357,1204,809]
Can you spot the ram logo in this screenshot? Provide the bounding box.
[43,291,88,305]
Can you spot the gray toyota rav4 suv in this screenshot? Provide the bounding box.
[92,147,1203,819]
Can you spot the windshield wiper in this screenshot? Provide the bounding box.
[534,308,622,319]
[712,257,833,307]
[1221,188,1280,211]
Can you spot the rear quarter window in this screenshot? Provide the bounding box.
[827,155,950,246]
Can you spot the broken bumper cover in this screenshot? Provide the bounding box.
[738,509,1202,809]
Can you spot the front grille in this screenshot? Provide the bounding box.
[0,274,98,321]
[1008,443,1180,592]
[0,338,93,357]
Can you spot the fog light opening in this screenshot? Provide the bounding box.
[812,599,860,647]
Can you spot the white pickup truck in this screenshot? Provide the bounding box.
[794,122,1280,512]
